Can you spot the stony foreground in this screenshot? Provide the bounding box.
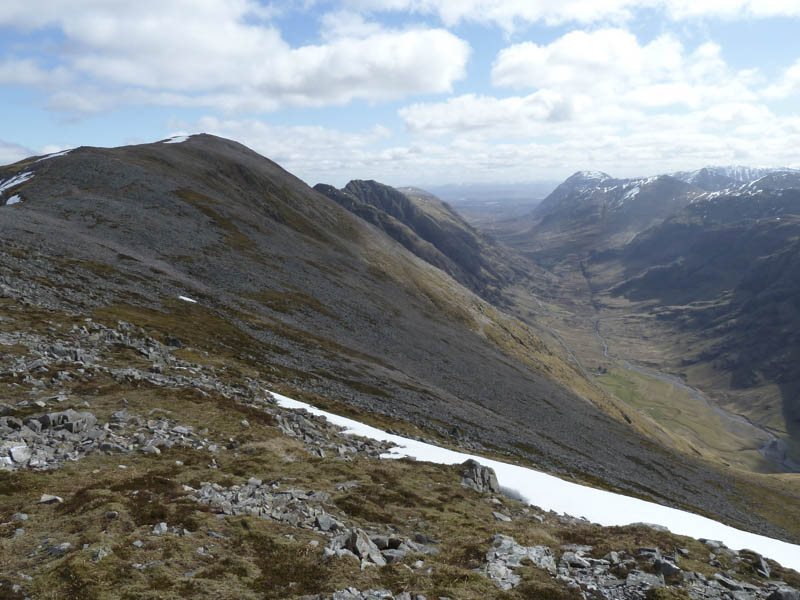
[1,310,800,599]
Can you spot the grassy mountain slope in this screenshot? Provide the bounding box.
[0,135,795,544]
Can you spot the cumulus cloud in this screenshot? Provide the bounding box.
[389,27,800,183]
[0,140,35,166]
[342,0,800,29]
[0,1,469,114]
[491,29,757,109]
[186,116,397,184]
[764,59,800,99]
[400,29,763,138]
[399,91,578,136]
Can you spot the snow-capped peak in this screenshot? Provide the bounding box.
[573,170,612,182]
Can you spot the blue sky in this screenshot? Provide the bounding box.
[1,1,800,187]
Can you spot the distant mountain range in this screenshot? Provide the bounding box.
[486,163,800,473]
[673,166,800,192]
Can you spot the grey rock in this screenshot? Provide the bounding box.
[92,547,111,562]
[12,512,28,521]
[482,534,557,590]
[345,529,386,566]
[626,570,665,588]
[654,558,682,577]
[382,549,408,564]
[414,532,436,544]
[48,542,72,557]
[8,443,31,464]
[769,587,800,600]
[152,522,168,535]
[755,554,771,578]
[316,513,335,532]
[461,459,500,494]
[713,573,743,591]
[561,551,591,569]
[492,511,511,522]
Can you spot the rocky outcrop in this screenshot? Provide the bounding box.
[481,534,556,589]
[0,407,216,471]
[480,536,798,600]
[461,459,500,494]
[186,478,342,531]
[302,590,427,600]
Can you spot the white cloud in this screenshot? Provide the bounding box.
[663,0,800,20]
[387,27,799,183]
[764,58,800,99]
[187,116,397,184]
[0,1,469,114]
[491,30,756,110]
[399,91,578,136]
[342,0,800,29]
[0,58,71,86]
[0,140,34,166]
[398,29,764,138]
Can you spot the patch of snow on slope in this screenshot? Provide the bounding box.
[35,149,72,162]
[270,391,800,572]
[178,295,197,303]
[578,170,611,181]
[0,171,33,194]
[6,194,21,205]
[622,185,640,201]
[164,135,191,144]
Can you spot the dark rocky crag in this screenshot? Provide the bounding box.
[314,179,531,304]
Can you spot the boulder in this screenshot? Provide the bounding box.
[345,529,386,566]
[713,573,743,591]
[654,558,682,577]
[461,459,500,494]
[382,549,407,564]
[316,514,336,532]
[755,554,771,578]
[152,522,168,535]
[769,588,800,600]
[561,551,591,569]
[626,571,665,589]
[6,443,31,464]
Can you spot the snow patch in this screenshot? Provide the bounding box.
[35,149,72,163]
[6,194,21,205]
[178,295,197,303]
[270,391,800,572]
[622,186,640,201]
[577,170,610,181]
[0,171,33,195]
[164,135,191,144]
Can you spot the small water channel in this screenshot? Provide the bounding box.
[592,319,798,472]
